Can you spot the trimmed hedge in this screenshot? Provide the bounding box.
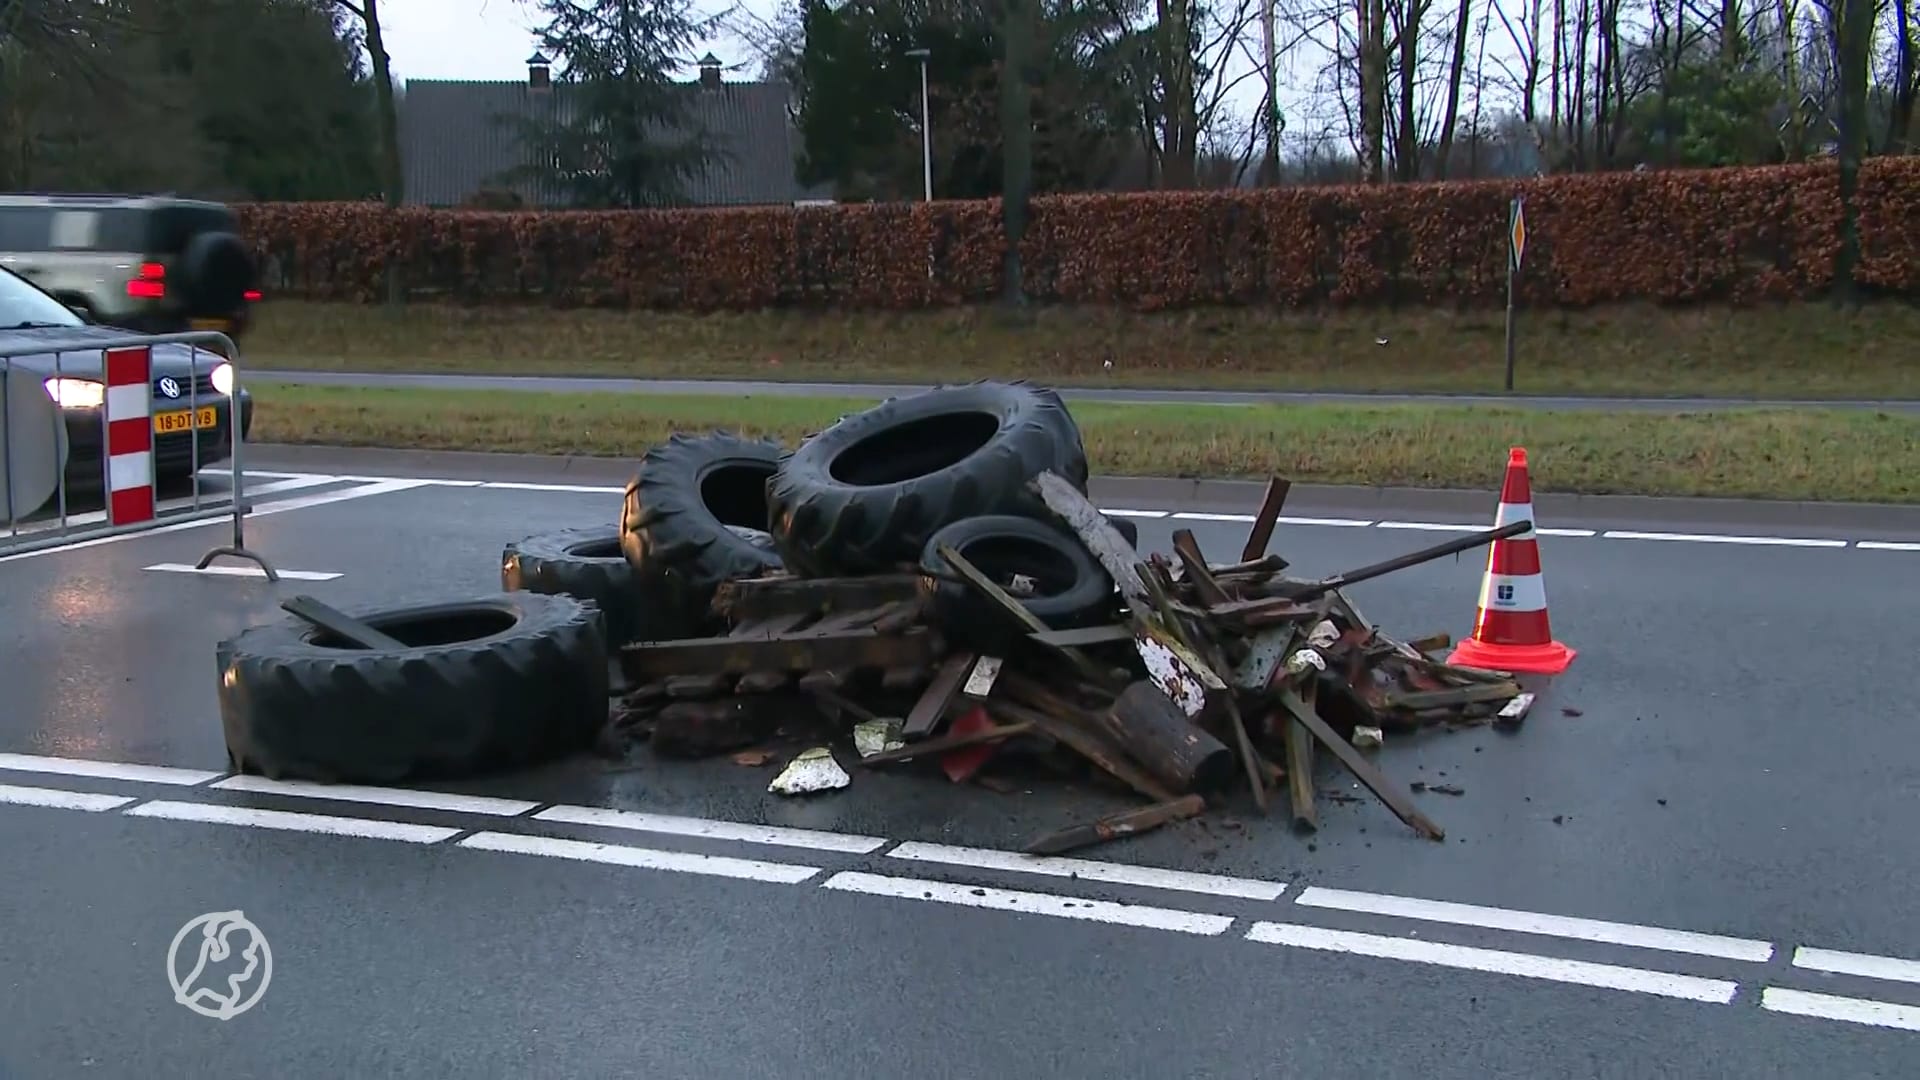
[235,158,1920,311]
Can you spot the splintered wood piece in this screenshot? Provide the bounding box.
[1103,681,1235,794]
[1023,795,1207,855]
[622,628,938,680]
[1204,597,1316,626]
[1276,686,1445,841]
[904,653,975,738]
[1284,684,1318,833]
[715,574,929,623]
[1403,632,1452,654]
[1211,554,1291,578]
[280,596,407,650]
[1029,471,1148,603]
[1383,683,1523,710]
[1028,624,1135,649]
[858,717,1034,766]
[1170,530,1231,608]
[938,543,1116,687]
[990,696,1176,803]
[1240,477,1293,562]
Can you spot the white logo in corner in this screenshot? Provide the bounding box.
[167,910,272,1020]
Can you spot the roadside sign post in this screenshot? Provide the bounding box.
[1504,195,1525,393]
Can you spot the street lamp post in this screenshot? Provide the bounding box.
[905,47,932,201]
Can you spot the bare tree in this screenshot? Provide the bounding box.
[1434,0,1477,176]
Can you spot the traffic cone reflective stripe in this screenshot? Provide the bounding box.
[1448,447,1576,675]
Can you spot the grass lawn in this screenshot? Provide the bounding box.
[242,299,1920,400]
[251,385,1920,503]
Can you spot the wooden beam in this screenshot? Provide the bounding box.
[1276,686,1445,841]
[1240,477,1293,562]
[904,653,976,738]
[938,542,1116,687]
[1029,470,1148,603]
[1023,795,1206,855]
[281,596,408,651]
[859,719,1034,766]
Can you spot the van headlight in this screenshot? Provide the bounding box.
[43,377,105,409]
[210,362,235,396]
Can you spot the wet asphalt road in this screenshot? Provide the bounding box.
[2,450,1918,1076]
[247,369,1920,413]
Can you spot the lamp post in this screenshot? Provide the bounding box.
[905,47,932,201]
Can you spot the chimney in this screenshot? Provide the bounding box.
[527,51,552,91]
[697,53,723,89]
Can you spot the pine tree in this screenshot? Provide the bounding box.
[508,0,723,208]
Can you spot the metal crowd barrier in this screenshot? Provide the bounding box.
[0,330,277,579]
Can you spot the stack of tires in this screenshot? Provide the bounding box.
[504,379,1134,653]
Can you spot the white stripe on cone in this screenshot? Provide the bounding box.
[1476,571,1548,613]
[1494,500,1537,539]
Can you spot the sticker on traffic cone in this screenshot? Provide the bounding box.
[1448,446,1576,675]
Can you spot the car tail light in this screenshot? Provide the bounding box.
[126,262,166,299]
[243,289,262,302]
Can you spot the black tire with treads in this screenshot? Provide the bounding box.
[621,432,786,633]
[921,514,1118,652]
[767,381,1089,577]
[216,593,608,784]
[502,527,662,644]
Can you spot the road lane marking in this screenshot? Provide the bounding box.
[1375,521,1487,533]
[1602,530,1848,548]
[1791,946,1920,985]
[459,831,821,883]
[1761,988,1920,1032]
[478,481,625,494]
[1536,527,1600,537]
[1099,508,1170,518]
[887,841,1286,901]
[209,775,541,817]
[1246,922,1739,1004]
[0,752,221,786]
[1857,541,1920,551]
[533,804,887,854]
[125,800,460,843]
[822,871,1236,936]
[1294,887,1774,962]
[143,562,343,581]
[0,782,135,812]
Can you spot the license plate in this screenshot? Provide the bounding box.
[154,406,218,435]
[189,317,232,331]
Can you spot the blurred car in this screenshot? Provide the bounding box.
[0,193,260,354]
[0,263,253,494]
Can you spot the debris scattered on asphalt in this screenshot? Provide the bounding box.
[1560,706,1584,717]
[731,749,773,767]
[768,747,850,795]
[1351,726,1385,750]
[1429,783,1467,796]
[853,718,906,758]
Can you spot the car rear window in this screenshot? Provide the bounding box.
[0,205,152,252]
[143,205,239,254]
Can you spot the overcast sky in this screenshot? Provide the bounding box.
[378,0,764,82]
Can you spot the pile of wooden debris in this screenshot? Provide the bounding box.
[609,472,1536,854]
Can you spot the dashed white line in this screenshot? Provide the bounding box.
[125,800,460,843]
[0,782,135,812]
[887,841,1286,901]
[1375,521,1487,533]
[1602,530,1849,549]
[459,831,822,883]
[1099,508,1171,518]
[533,804,887,854]
[823,871,1237,936]
[1165,511,1258,523]
[1857,540,1920,552]
[1536,527,1600,537]
[1791,945,1920,985]
[209,775,541,817]
[477,481,624,494]
[0,752,221,787]
[1294,887,1774,963]
[1246,922,1739,1004]
[144,562,343,581]
[1761,988,1920,1032]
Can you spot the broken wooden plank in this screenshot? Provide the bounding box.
[1239,477,1293,562]
[904,653,975,738]
[1284,683,1319,832]
[1170,530,1231,608]
[1028,624,1135,649]
[728,610,814,638]
[1023,795,1207,855]
[1276,686,1445,841]
[281,596,408,650]
[621,627,939,680]
[990,698,1176,804]
[938,542,1116,687]
[1382,682,1523,710]
[1271,521,1534,601]
[1029,470,1149,603]
[859,717,1035,766]
[1102,681,1236,794]
[715,574,929,623]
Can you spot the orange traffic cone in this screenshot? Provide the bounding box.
[1448,447,1577,675]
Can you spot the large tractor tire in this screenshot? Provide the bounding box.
[502,526,664,645]
[621,432,785,633]
[920,514,1119,653]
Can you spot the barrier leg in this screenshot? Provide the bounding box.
[193,366,277,581]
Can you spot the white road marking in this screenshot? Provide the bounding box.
[1294,886,1774,963]
[1277,515,1376,527]
[1536,527,1600,537]
[126,799,460,843]
[1098,507,1170,518]
[478,481,625,494]
[459,831,821,883]
[1168,511,1258,522]
[888,841,1286,901]
[533,804,887,854]
[209,775,540,817]
[1857,540,1920,551]
[1602,530,1848,548]
[823,871,1237,936]
[0,782,135,812]
[1791,945,1920,985]
[1375,521,1487,533]
[1247,922,1739,1004]
[1761,987,1920,1032]
[143,562,343,581]
[0,752,220,786]
[239,474,344,497]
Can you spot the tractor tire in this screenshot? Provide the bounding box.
[216,592,608,784]
[921,515,1118,652]
[503,526,672,645]
[767,381,1089,577]
[621,432,786,634]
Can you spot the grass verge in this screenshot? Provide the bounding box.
[252,385,1920,503]
[244,299,1920,400]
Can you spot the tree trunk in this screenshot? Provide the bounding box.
[1156,0,1198,187]
[360,0,405,306]
[1259,0,1280,183]
[1394,0,1423,180]
[1888,0,1916,152]
[1000,0,1034,305]
[1834,0,1874,304]
[1359,0,1387,181]
[1435,0,1475,178]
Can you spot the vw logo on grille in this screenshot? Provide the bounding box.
[157,377,182,399]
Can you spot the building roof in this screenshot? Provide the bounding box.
[396,77,829,208]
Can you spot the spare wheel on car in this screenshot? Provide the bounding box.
[767,381,1089,576]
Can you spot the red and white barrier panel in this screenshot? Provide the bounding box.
[104,347,155,525]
